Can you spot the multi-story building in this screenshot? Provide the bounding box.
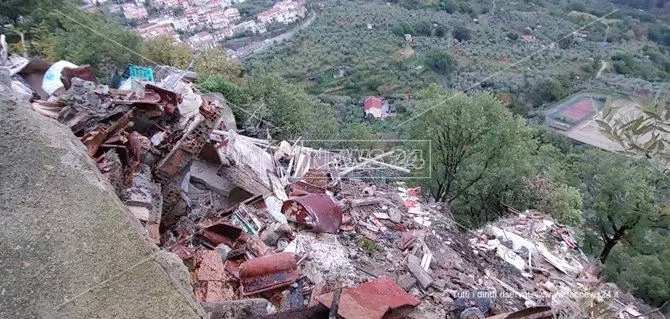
[172,16,190,30]
[213,28,234,41]
[231,20,266,35]
[188,31,216,50]
[257,1,305,25]
[121,3,149,20]
[187,0,210,6]
[136,23,176,39]
[207,0,232,8]
[152,0,188,9]
[223,7,241,22]
[205,8,230,28]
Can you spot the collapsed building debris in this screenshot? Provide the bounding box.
[4,51,662,319]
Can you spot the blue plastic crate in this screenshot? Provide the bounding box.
[127,65,154,82]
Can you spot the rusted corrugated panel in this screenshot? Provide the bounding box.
[282,194,342,234]
[199,221,243,247]
[316,277,421,319]
[61,65,97,90]
[145,83,179,114]
[290,181,327,196]
[239,252,300,296]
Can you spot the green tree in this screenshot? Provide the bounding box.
[572,149,660,263]
[414,20,432,36]
[200,70,339,141]
[452,26,471,42]
[141,35,192,69]
[530,79,567,106]
[426,50,457,76]
[605,243,670,307]
[4,1,143,81]
[506,32,519,41]
[435,25,447,37]
[195,47,243,83]
[649,25,670,46]
[558,36,572,49]
[406,86,535,222]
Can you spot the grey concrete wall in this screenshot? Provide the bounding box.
[0,97,206,319]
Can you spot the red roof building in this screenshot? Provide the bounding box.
[363,96,384,118]
[363,96,383,110]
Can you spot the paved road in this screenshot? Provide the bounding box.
[235,11,316,61]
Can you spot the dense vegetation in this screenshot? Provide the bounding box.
[256,0,670,114]
[3,0,670,310]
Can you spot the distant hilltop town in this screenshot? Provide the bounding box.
[82,0,307,51]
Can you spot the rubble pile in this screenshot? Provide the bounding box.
[1,52,662,319]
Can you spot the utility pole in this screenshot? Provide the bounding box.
[601,25,609,54]
[490,0,496,19]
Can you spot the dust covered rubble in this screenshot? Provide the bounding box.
[3,55,662,319]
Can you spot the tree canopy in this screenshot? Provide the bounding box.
[406,86,536,223]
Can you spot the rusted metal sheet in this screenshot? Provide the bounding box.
[80,110,133,157]
[145,83,179,114]
[302,169,329,188]
[315,277,421,319]
[282,194,342,234]
[199,221,243,247]
[290,181,327,196]
[239,252,300,296]
[61,65,97,90]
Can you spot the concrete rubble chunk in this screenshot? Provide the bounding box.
[496,245,526,272]
[407,254,433,289]
[217,130,275,195]
[189,159,235,196]
[202,299,276,319]
[397,273,418,291]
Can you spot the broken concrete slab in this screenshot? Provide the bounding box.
[0,97,205,318]
[217,130,274,195]
[122,163,163,223]
[189,159,235,196]
[397,273,418,291]
[496,245,526,272]
[290,232,358,286]
[407,254,433,289]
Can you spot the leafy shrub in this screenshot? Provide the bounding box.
[452,26,471,42]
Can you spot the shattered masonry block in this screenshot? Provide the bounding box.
[160,181,189,228]
[155,102,222,180]
[195,250,227,282]
[122,164,154,208]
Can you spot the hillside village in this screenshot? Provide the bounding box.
[83,0,307,51]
